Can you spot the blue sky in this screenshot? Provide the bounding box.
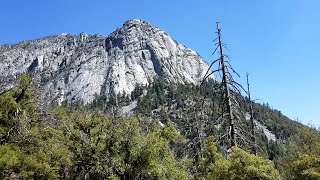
[1,0,319,127]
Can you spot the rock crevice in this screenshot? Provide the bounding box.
[0,19,214,104]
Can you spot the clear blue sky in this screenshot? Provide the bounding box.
[1,0,319,127]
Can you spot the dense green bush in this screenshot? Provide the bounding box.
[1,76,319,179]
[195,136,281,180]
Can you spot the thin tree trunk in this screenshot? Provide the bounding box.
[216,22,236,148]
[247,73,257,155]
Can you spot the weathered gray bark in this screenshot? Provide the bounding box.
[247,73,257,155]
[216,23,236,148]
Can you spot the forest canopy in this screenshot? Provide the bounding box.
[0,76,319,179]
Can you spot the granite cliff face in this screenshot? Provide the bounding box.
[0,19,213,104]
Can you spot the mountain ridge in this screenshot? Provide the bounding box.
[0,19,214,105]
[1,19,320,179]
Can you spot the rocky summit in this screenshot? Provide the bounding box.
[0,19,213,104]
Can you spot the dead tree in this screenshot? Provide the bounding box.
[201,22,249,150]
[246,73,257,155]
[216,23,237,147]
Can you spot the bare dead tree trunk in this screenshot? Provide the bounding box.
[194,105,202,163]
[216,23,236,148]
[201,22,257,152]
[246,73,257,155]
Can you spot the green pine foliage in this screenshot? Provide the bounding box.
[288,154,320,179]
[133,77,320,179]
[57,109,190,179]
[0,76,190,179]
[0,75,71,179]
[1,76,320,179]
[227,147,281,180]
[195,136,230,180]
[195,136,281,180]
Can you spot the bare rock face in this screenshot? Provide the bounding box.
[0,19,213,104]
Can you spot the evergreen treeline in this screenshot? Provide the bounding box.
[0,76,319,179]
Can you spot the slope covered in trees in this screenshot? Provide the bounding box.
[1,76,320,179]
[90,77,320,179]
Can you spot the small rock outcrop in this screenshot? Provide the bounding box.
[0,19,213,104]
